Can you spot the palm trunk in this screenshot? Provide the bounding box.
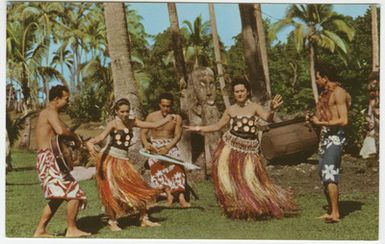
[371,5,379,72]
[104,2,144,165]
[104,2,142,116]
[208,3,230,108]
[239,4,268,103]
[167,2,192,166]
[254,4,271,97]
[309,44,318,103]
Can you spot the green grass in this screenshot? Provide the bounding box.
[6,149,379,240]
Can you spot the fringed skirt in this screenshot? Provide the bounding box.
[96,147,160,219]
[211,131,298,219]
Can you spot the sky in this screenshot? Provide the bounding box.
[128,3,370,48]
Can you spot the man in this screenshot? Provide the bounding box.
[140,93,191,208]
[33,85,90,237]
[308,71,351,223]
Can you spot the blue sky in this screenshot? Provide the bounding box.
[128,3,370,48]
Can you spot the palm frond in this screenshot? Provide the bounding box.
[332,19,355,41]
[323,30,347,53]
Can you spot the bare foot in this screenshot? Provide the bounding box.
[141,219,161,227]
[316,213,331,220]
[325,214,340,223]
[180,201,191,208]
[178,193,191,208]
[108,220,122,232]
[65,229,91,238]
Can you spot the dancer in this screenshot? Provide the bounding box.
[140,93,191,208]
[34,85,90,237]
[185,78,298,219]
[308,71,351,223]
[86,97,175,231]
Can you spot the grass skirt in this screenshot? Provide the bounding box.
[211,132,298,219]
[96,151,160,219]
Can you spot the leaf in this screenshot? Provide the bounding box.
[324,30,347,53]
[332,19,355,41]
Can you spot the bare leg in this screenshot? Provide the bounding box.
[140,210,160,227]
[178,193,191,208]
[165,188,173,206]
[317,185,332,220]
[33,199,63,237]
[104,206,121,231]
[65,199,91,237]
[325,183,340,222]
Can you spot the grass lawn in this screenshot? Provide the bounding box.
[6,149,379,240]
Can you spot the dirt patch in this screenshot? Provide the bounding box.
[266,154,379,194]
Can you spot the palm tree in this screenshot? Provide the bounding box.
[254,4,271,97]
[208,3,230,108]
[269,4,355,103]
[371,5,379,72]
[103,2,141,115]
[181,15,212,70]
[239,4,269,103]
[167,3,188,87]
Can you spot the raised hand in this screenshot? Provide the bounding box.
[270,95,283,111]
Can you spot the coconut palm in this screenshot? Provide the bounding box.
[181,15,212,70]
[208,3,230,108]
[269,4,355,102]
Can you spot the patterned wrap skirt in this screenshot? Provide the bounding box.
[318,127,345,184]
[36,148,87,209]
[211,131,298,219]
[148,138,186,193]
[96,146,160,219]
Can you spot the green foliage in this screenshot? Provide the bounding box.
[67,86,105,124]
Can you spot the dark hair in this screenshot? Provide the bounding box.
[49,85,69,101]
[114,98,130,113]
[159,92,174,104]
[231,77,251,92]
[368,71,379,81]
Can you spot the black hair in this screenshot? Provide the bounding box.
[159,92,174,104]
[113,98,130,113]
[368,71,379,81]
[231,77,251,92]
[49,85,69,101]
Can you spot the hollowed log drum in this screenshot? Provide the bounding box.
[261,117,319,161]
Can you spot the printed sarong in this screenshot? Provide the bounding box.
[96,146,160,219]
[318,127,345,184]
[36,148,87,209]
[148,138,186,193]
[211,131,298,219]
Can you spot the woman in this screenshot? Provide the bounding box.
[185,78,298,219]
[86,97,174,231]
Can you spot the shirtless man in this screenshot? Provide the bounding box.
[140,93,191,208]
[308,71,351,223]
[34,85,90,237]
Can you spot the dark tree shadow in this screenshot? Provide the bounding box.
[76,214,106,234]
[322,200,364,219]
[6,182,40,186]
[339,200,364,219]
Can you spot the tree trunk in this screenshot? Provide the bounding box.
[254,4,271,97]
[309,44,318,103]
[104,2,144,165]
[371,5,379,72]
[239,4,268,104]
[167,2,192,167]
[208,3,230,109]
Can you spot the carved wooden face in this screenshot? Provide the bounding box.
[192,68,216,105]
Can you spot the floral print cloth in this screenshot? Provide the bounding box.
[318,127,345,184]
